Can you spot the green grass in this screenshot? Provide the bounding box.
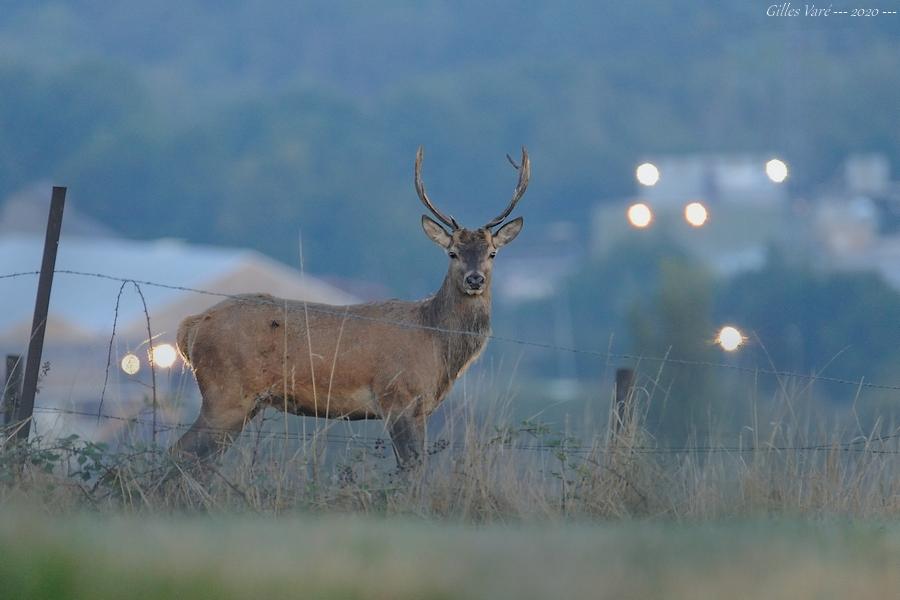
[0,511,898,600]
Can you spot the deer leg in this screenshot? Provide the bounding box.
[170,380,256,470]
[387,413,425,470]
[170,409,247,465]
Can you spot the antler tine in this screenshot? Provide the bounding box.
[485,146,530,229]
[415,146,459,230]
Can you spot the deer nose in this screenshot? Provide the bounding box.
[465,273,485,289]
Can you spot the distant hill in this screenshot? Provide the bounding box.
[0,1,896,293]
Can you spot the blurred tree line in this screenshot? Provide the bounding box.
[505,240,900,441]
[0,1,897,296]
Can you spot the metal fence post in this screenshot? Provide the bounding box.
[16,186,66,441]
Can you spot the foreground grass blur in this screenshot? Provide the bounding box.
[0,512,897,600]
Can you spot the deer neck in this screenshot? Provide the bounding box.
[420,274,492,391]
[421,274,492,335]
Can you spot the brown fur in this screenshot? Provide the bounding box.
[171,224,521,468]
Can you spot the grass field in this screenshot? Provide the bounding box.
[0,511,898,600]
[2,376,898,598]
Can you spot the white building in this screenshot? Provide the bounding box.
[812,154,900,289]
[637,154,789,208]
[592,154,792,275]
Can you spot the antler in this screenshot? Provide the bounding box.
[485,146,530,229]
[415,146,459,230]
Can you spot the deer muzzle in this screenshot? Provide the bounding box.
[464,272,486,294]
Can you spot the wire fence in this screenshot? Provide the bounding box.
[27,405,900,456]
[28,404,900,456]
[4,268,900,391]
[3,268,900,458]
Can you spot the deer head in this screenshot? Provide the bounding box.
[416,146,529,296]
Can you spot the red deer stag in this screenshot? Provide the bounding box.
[173,146,529,468]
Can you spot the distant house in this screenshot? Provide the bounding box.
[637,154,789,208]
[0,236,358,345]
[591,153,793,276]
[811,154,900,289]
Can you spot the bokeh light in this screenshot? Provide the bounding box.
[635,162,660,186]
[684,201,709,227]
[716,326,744,352]
[120,353,140,375]
[627,202,653,228]
[151,343,178,368]
[765,158,788,183]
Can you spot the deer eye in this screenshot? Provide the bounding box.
[489,251,497,259]
[447,251,458,259]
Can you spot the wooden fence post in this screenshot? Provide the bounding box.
[613,367,635,434]
[15,186,66,441]
[3,355,23,427]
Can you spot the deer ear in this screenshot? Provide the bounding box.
[422,215,452,248]
[493,217,523,248]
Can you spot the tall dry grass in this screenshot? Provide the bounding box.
[1,367,898,521]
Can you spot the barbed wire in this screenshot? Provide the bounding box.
[3,269,900,392]
[3,267,900,458]
[29,405,900,456]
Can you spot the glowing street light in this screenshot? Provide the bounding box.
[684,201,709,227]
[121,353,141,375]
[635,162,660,186]
[716,326,744,352]
[151,343,178,368]
[765,158,788,183]
[627,202,653,228]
